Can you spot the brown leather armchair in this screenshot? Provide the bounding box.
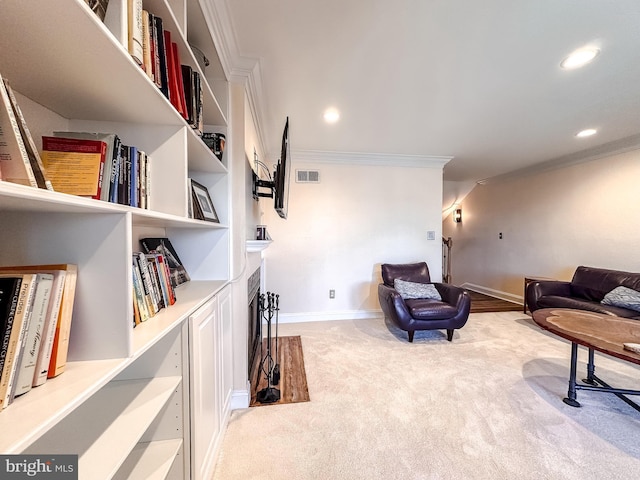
[378,262,471,342]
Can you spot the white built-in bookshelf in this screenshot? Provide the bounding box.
[0,1,232,478]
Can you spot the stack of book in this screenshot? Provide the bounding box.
[0,264,77,411]
[127,1,204,135]
[131,248,178,326]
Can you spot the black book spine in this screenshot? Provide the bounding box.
[0,278,22,380]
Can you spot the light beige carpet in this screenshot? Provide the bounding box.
[213,312,640,480]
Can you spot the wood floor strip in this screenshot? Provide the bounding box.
[466,290,522,313]
[250,336,310,407]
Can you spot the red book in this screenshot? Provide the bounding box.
[163,31,184,117]
[41,136,107,200]
[172,42,189,120]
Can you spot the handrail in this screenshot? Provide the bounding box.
[442,236,453,283]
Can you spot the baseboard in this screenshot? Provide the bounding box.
[277,309,384,324]
[230,384,250,410]
[461,283,523,305]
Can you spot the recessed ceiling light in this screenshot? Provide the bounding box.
[561,47,600,70]
[323,108,340,123]
[576,128,597,138]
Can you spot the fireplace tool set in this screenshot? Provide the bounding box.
[256,292,281,404]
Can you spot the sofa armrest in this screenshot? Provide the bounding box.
[526,280,572,312]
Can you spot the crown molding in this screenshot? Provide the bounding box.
[477,133,640,185]
[291,150,452,168]
[203,0,268,156]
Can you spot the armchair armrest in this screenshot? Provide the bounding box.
[434,283,471,313]
[378,283,413,327]
[526,280,571,313]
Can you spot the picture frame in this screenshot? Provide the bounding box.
[191,179,219,223]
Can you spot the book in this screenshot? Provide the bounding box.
[148,252,175,306]
[0,264,79,380]
[0,277,23,383]
[52,131,118,203]
[129,145,138,207]
[154,16,170,98]
[140,237,190,287]
[41,136,107,199]
[181,65,195,127]
[13,273,53,397]
[0,73,38,188]
[131,262,149,324]
[3,79,54,191]
[149,13,160,88]
[127,0,144,66]
[83,0,110,21]
[193,71,203,135]
[0,273,37,409]
[141,10,153,81]
[172,43,188,119]
[133,252,158,317]
[164,31,181,114]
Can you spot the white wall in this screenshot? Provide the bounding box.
[443,148,640,303]
[259,156,446,322]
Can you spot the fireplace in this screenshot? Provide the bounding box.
[247,267,261,385]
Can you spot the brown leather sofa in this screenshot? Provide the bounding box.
[526,266,640,319]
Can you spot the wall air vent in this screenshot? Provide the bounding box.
[296,169,320,183]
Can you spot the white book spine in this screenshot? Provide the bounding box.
[32,271,66,387]
[14,274,53,396]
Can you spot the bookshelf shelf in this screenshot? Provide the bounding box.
[0,0,232,478]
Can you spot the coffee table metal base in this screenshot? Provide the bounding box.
[564,342,640,412]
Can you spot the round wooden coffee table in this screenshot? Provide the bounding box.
[532,308,640,410]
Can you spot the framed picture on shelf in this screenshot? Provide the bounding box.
[191,179,219,223]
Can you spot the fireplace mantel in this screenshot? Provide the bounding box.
[246,240,273,253]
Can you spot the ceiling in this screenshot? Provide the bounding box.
[218,0,640,184]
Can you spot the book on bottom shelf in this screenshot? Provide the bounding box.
[0,264,78,382]
[0,273,37,409]
[13,273,53,398]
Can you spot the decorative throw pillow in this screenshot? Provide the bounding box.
[394,279,442,300]
[601,286,640,313]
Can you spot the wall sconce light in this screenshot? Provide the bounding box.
[453,208,462,223]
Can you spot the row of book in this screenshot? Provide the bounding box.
[0,265,77,411]
[128,1,204,134]
[42,133,152,209]
[133,237,191,327]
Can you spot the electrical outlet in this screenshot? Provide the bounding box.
[329,289,335,299]
[499,232,503,239]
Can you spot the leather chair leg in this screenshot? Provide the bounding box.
[408,331,414,342]
[447,329,454,341]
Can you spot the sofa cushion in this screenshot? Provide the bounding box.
[571,266,640,302]
[601,286,640,313]
[405,298,458,320]
[394,279,442,300]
